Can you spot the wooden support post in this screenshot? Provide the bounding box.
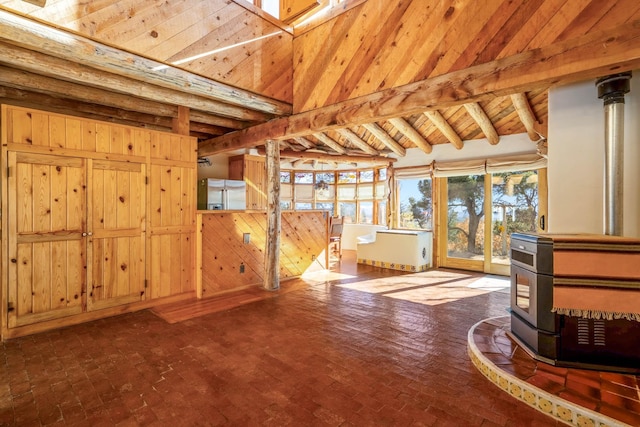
[173,106,190,136]
[264,139,281,291]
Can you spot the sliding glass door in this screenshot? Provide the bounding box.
[442,175,486,271]
[439,169,546,275]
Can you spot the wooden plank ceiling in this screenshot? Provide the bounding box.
[0,0,639,165]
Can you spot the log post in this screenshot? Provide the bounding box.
[172,106,190,136]
[264,139,281,291]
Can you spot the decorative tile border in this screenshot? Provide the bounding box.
[467,317,629,427]
[357,258,430,272]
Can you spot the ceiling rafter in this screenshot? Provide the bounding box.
[510,93,542,141]
[387,117,432,154]
[362,123,406,157]
[293,136,316,148]
[313,132,347,154]
[463,102,500,145]
[423,110,464,149]
[279,140,298,151]
[336,128,380,155]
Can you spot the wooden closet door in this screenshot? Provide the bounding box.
[7,152,87,328]
[89,159,146,311]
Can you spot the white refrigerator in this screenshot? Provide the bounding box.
[197,179,246,210]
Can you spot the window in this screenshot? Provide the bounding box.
[397,177,433,229]
[315,172,335,184]
[294,172,313,184]
[316,202,334,216]
[295,202,313,210]
[337,171,357,184]
[280,166,388,225]
[280,171,291,183]
[359,169,374,182]
[338,202,356,223]
[359,201,373,224]
[237,0,336,23]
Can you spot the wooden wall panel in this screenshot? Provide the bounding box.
[292,0,640,112]
[4,106,148,162]
[148,128,197,299]
[0,0,294,102]
[200,210,328,297]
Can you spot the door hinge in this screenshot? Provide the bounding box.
[145,176,149,185]
[7,302,14,312]
[6,166,10,178]
[144,279,148,288]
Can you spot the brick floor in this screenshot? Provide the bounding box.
[470,317,640,426]
[0,255,562,426]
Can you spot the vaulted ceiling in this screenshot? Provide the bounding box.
[0,0,639,166]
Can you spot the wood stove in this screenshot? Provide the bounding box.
[509,233,559,360]
[509,232,640,373]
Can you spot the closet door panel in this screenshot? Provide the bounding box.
[89,159,146,310]
[8,152,86,328]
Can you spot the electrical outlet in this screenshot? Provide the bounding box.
[311,254,316,261]
[243,233,250,244]
[239,263,245,273]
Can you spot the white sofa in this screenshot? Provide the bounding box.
[356,229,433,272]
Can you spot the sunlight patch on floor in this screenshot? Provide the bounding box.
[336,270,473,294]
[466,276,510,291]
[300,269,357,284]
[337,270,509,306]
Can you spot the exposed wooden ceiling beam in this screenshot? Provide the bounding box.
[335,128,379,155]
[0,85,170,127]
[0,42,272,122]
[313,132,347,154]
[463,103,499,145]
[259,149,396,165]
[0,66,175,117]
[279,140,298,151]
[0,81,220,139]
[0,61,250,131]
[423,110,464,150]
[362,123,406,156]
[510,93,541,141]
[0,9,291,116]
[293,136,315,148]
[388,117,432,154]
[0,66,244,137]
[199,19,640,155]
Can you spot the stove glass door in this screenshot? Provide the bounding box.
[515,272,530,312]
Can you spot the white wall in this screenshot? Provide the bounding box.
[197,155,229,180]
[548,74,640,237]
